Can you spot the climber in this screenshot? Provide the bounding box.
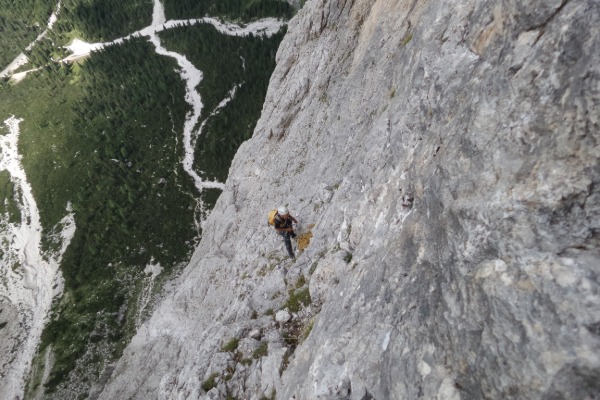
[273,206,298,259]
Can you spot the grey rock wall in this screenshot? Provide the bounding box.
[99,0,600,399]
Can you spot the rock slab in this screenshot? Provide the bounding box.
[98,0,600,399]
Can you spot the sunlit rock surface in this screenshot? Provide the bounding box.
[99,0,600,399]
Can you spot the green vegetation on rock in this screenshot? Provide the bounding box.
[283,287,311,313]
[221,337,240,352]
[252,341,268,359]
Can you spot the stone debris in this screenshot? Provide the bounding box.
[248,329,261,340]
[275,310,292,323]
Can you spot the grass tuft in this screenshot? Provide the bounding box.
[220,337,240,352]
[252,342,268,359]
[202,372,219,392]
[283,287,311,313]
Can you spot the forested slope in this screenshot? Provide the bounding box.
[160,24,285,183]
[0,0,55,68]
[163,0,293,22]
[0,0,291,398]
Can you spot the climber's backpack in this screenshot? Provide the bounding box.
[267,209,278,226]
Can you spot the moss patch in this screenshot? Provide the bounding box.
[252,342,268,359]
[202,372,219,392]
[283,287,311,313]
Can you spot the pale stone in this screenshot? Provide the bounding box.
[248,329,261,340]
[260,348,288,397]
[275,310,291,323]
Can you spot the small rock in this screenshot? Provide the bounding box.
[275,310,291,323]
[207,388,220,400]
[402,192,414,208]
[205,353,232,377]
[264,330,281,343]
[249,329,261,339]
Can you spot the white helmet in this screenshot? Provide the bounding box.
[277,206,289,215]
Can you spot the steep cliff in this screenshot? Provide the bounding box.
[99,0,600,399]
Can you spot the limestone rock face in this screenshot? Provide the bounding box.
[99,0,600,399]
